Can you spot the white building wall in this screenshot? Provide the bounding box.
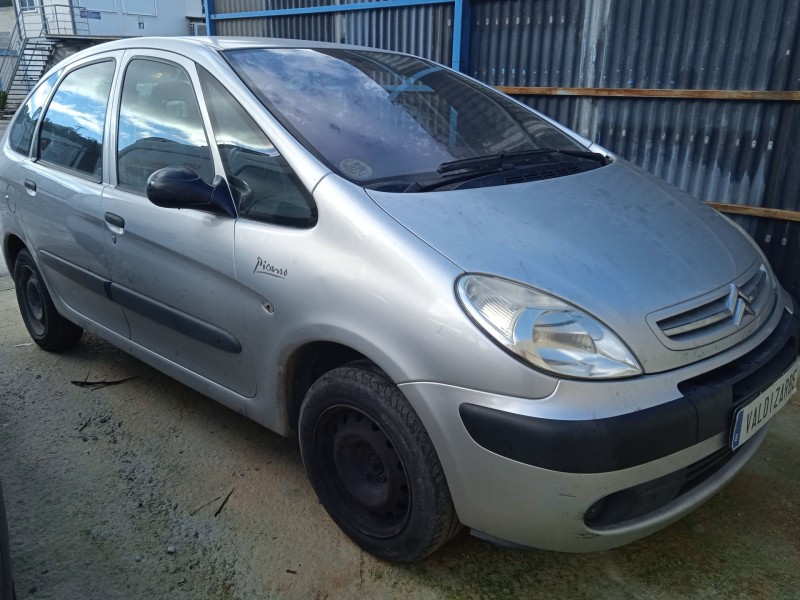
[80,0,202,37]
[15,0,204,38]
[0,7,16,36]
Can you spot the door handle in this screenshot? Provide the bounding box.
[104,212,125,229]
[24,179,36,194]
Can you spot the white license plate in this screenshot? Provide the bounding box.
[731,358,799,450]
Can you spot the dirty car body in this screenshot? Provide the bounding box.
[0,37,798,561]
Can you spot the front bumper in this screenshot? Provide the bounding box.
[399,307,800,552]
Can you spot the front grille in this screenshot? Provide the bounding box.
[682,445,735,487]
[585,445,737,528]
[652,265,775,349]
[678,336,798,440]
[585,311,799,529]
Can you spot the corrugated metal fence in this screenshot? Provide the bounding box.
[209,0,800,299]
[212,0,454,64]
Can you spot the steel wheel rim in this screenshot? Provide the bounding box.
[20,266,46,336]
[314,404,411,538]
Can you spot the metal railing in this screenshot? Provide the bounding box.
[0,18,24,96]
[18,2,90,37]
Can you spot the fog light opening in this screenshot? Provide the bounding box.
[584,498,606,524]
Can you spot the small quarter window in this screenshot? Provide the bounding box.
[198,67,317,228]
[117,59,213,194]
[38,60,115,180]
[8,71,59,157]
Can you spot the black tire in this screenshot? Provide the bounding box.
[299,363,461,562]
[13,249,83,351]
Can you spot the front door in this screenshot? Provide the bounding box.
[101,52,255,398]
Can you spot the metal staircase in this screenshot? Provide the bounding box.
[2,36,55,116]
[0,3,91,117]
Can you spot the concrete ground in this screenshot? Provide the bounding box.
[0,268,798,599]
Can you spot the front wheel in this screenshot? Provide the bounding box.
[299,363,461,562]
[13,249,83,351]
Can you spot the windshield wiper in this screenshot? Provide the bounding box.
[404,148,609,192]
[403,166,509,193]
[437,148,609,174]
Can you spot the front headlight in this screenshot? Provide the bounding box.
[457,274,642,379]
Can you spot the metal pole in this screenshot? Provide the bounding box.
[205,0,215,36]
[451,0,470,72]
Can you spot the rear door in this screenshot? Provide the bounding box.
[15,55,130,337]
[101,50,255,398]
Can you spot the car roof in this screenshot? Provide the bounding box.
[60,36,393,66]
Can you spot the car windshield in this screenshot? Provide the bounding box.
[224,48,589,189]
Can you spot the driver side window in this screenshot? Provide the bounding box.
[198,67,317,228]
[117,58,213,194]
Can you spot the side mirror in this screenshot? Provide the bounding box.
[145,167,237,218]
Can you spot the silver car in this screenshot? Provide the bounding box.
[1,37,798,562]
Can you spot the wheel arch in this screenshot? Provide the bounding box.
[2,233,26,274]
[283,341,395,431]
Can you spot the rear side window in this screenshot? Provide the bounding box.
[38,61,115,181]
[117,58,213,194]
[8,71,60,156]
[198,67,317,228]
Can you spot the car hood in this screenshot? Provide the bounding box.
[366,160,764,373]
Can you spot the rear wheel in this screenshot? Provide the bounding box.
[299,363,460,562]
[13,249,82,351]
